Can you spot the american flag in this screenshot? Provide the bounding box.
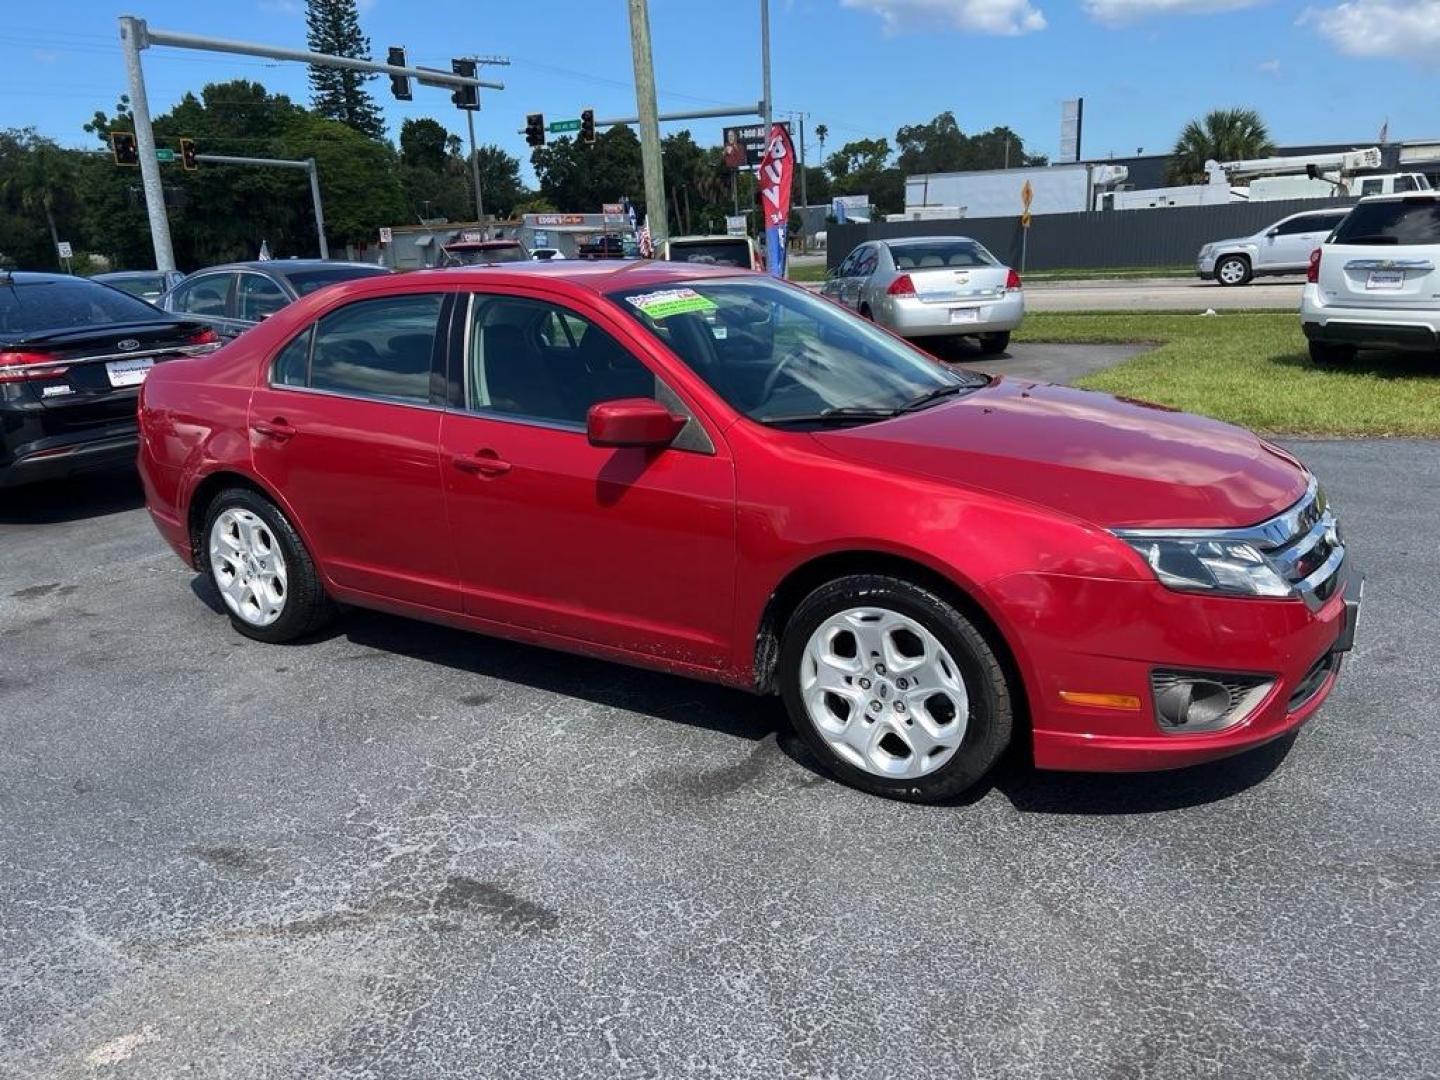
[637,215,653,258]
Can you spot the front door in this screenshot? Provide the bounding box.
[166,271,238,339]
[249,290,459,612]
[438,291,736,668]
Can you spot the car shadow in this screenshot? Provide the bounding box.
[0,467,145,525]
[1275,347,1440,378]
[186,574,1299,808]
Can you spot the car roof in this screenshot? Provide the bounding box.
[884,236,981,246]
[191,260,381,274]
[324,260,759,302]
[95,270,168,279]
[667,234,751,242]
[1,271,113,286]
[1355,193,1440,204]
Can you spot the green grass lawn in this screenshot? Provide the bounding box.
[1015,311,1440,437]
[1019,265,1194,282]
[787,263,828,283]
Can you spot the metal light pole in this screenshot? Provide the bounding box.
[760,0,772,132]
[305,159,329,259]
[627,0,668,249]
[466,109,485,227]
[119,16,175,272]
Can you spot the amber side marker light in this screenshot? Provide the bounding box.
[1059,691,1143,711]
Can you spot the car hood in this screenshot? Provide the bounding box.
[1207,235,1256,250]
[812,378,1307,529]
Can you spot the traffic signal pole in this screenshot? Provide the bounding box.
[196,154,328,259]
[119,17,175,273]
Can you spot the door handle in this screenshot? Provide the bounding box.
[452,450,511,476]
[251,417,297,441]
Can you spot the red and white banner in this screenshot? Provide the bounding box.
[757,123,795,277]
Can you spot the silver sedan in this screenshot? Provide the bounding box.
[820,236,1024,354]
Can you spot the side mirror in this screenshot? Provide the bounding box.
[586,398,686,449]
[1266,228,1279,238]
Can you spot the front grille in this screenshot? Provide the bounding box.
[1249,479,1345,606]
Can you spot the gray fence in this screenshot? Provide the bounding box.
[826,196,1357,273]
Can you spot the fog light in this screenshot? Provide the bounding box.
[1150,670,1274,734]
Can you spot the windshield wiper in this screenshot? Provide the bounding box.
[899,383,974,412]
[762,406,900,426]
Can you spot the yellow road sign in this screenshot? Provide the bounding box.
[1021,180,1034,211]
[1021,210,1032,229]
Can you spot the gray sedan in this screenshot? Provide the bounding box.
[821,236,1024,354]
[157,259,390,340]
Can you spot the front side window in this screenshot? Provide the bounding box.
[237,273,288,322]
[466,295,657,425]
[305,293,443,403]
[171,275,231,317]
[610,277,976,425]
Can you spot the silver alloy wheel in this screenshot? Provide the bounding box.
[1218,258,1247,285]
[209,508,288,627]
[800,607,970,779]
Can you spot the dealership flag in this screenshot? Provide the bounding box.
[757,123,795,278]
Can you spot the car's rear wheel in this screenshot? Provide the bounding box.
[1215,255,1251,287]
[201,487,334,643]
[1308,340,1357,366]
[778,575,1013,802]
[977,331,1011,355]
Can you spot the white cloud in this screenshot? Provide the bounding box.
[1257,57,1281,72]
[841,0,1047,35]
[1084,0,1266,24]
[32,48,61,64]
[1302,1,1440,60]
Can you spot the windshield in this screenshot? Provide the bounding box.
[281,266,390,296]
[664,240,752,267]
[1332,199,1440,245]
[101,274,167,297]
[0,277,169,335]
[887,240,998,270]
[609,277,980,425]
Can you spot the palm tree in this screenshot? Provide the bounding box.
[814,123,828,166]
[1168,109,1274,185]
[0,131,76,265]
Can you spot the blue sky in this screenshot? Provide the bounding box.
[2,0,1436,178]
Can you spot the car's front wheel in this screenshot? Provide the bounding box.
[1215,255,1252,286]
[778,575,1014,802]
[1308,340,1356,366]
[201,487,335,643]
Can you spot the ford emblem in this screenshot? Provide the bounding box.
[117,338,141,351]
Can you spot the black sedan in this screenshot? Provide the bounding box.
[1,271,220,488]
[157,259,390,340]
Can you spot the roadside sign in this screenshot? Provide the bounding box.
[56,241,73,259]
[155,148,176,163]
[1021,180,1034,212]
[722,122,791,170]
[725,215,747,237]
[549,118,582,134]
[1020,211,1032,229]
[534,213,586,226]
[378,227,393,244]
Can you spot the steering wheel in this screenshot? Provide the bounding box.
[759,341,806,404]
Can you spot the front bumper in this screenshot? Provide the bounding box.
[988,565,1361,773]
[879,291,1025,338]
[1196,251,1217,279]
[1300,284,1440,352]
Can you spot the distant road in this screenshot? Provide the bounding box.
[1025,275,1305,313]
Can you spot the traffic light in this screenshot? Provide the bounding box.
[525,113,545,148]
[450,57,478,111]
[387,46,412,101]
[580,108,595,146]
[110,130,139,167]
[179,137,198,171]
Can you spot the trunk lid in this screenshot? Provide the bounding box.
[905,265,1012,304]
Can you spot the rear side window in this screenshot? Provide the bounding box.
[303,293,444,403]
[272,327,312,387]
[0,278,168,335]
[888,241,997,269]
[1332,199,1440,245]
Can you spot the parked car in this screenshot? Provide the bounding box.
[1302,193,1440,364]
[1,270,219,487]
[158,260,390,340]
[577,235,626,260]
[822,236,1023,354]
[658,234,761,271]
[138,262,1359,803]
[93,269,186,300]
[1197,208,1351,286]
[441,240,528,266]
[530,247,565,261]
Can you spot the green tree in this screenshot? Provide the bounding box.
[472,145,526,219]
[399,118,457,170]
[532,126,643,216]
[305,0,384,140]
[1169,108,1274,184]
[0,129,79,267]
[895,112,1044,173]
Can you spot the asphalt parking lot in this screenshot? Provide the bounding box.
[3,431,1438,1078]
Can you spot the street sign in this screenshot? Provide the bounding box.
[155,148,176,163]
[56,241,73,259]
[1020,211,1032,229]
[548,119,581,134]
[1021,180,1034,212]
[725,215,747,237]
[378,227,393,244]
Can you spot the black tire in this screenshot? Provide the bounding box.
[1214,254,1252,287]
[199,487,335,643]
[977,331,1011,355]
[1309,340,1356,366]
[778,574,1014,803]
[858,304,873,320]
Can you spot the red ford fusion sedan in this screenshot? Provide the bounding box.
[138,261,1360,802]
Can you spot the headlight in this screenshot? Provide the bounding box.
[1117,535,1293,598]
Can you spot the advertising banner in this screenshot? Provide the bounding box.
[722,121,792,170]
[757,123,795,279]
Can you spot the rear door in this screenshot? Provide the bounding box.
[248,289,459,612]
[165,272,240,339]
[1319,197,1440,309]
[820,248,861,307]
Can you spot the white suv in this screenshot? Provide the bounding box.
[1197,208,1351,287]
[1301,194,1440,364]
